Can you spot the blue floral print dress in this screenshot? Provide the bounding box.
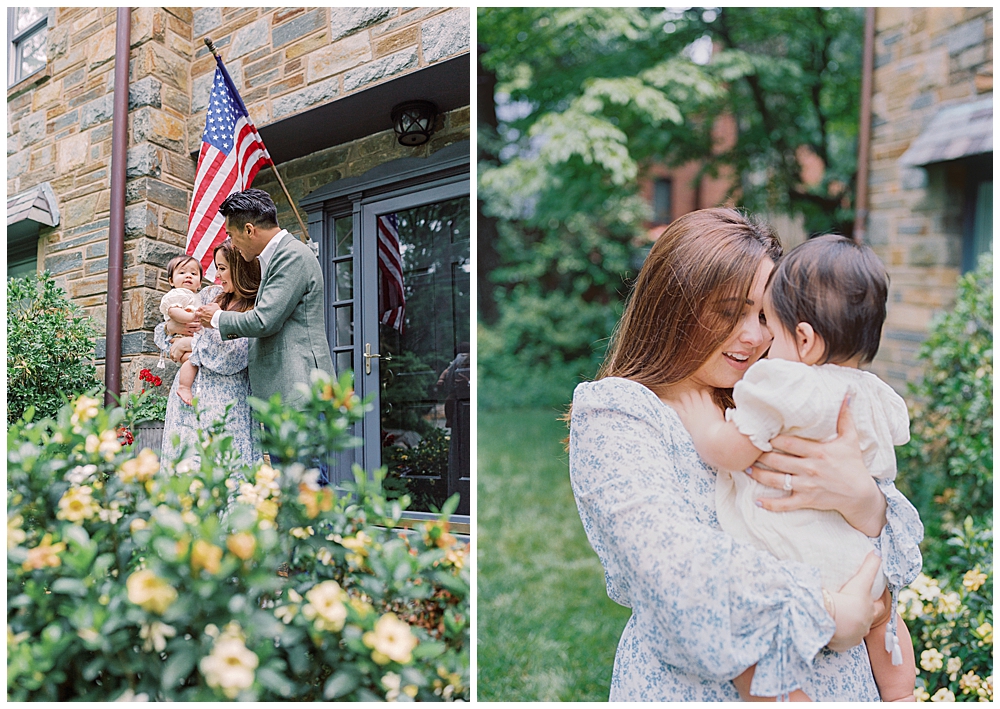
[569,377,923,701]
[154,285,260,472]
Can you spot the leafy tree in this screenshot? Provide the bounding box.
[7,272,101,423]
[478,7,864,406]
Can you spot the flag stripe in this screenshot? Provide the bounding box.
[376,214,405,334]
[185,58,271,281]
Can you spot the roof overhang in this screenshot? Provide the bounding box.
[900,94,993,167]
[192,53,470,166]
[7,182,60,230]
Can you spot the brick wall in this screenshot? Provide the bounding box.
[866,7,992,391]
[6,7,470,394]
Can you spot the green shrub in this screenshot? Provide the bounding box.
[478,289,622,409]
[897,253,992,542]
[7,272,101,424]
[7,371,469,701]
[900,517,993,702]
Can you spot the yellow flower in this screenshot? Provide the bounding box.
[947,656,962,679]
[936,591,961,615]
[920,648,944,673]
[191,540,223,576]
[340,530,372,555]
[257,499,278,522]
[445,545,467,569]
[226,533,256,561]
[98,429,121,459]
[275,589,302,624]
[57,485,100,522]
[8,514,27,550]
[898,588,922,620]
[909,573,941,601]
[298,485,334,519]
[363,613,418,665]
[960,671,981,693]
[140,621,177,652]
[302,580,348,632]
[119,449,160,484]
[130,518,148,533]
[913,687,930,702]
[930,687,955,702]
[974,622,992,645]
[315,547,334,566]
[290,526,314,539]
[22,534,66,571]
[963,568,987,593]
[85,434,101,454]
[71,395,101,427]
[199,629,258,699]
[126,569,178,615]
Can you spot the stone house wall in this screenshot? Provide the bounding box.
[865,7,992,391]
[6,6,470,393]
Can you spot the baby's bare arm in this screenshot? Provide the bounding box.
[168,306,197,324]
[673,389,762,471]
[734,666,812,702]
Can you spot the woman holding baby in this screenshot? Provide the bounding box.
[569,209,923,701]
[154,241,262,471]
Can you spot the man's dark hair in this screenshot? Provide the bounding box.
[219,188,278,229]
[766,234,889,365]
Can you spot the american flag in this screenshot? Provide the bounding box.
[186,56,271,281]
[377,213,405,333]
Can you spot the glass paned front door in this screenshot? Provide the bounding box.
[375,197,470,515]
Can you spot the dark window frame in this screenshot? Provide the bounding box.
[8,8,48,87]
[961,154,992,273]
[653,177,673,224]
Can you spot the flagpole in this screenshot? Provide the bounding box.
[204,37,310,245]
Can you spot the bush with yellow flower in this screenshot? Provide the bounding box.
[7,371,469,701]
[900,517,992,702]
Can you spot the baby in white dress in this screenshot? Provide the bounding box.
[160,255,203,405]
[678,235,917,701]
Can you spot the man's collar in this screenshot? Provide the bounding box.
[257,229,288,275]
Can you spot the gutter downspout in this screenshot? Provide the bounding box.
[104,7,130,406]
[853,7,876,244]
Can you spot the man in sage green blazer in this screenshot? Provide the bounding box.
[196,189,334,409]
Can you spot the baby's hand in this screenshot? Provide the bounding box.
[674,389,724,429]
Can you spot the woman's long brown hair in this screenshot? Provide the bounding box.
[213,240,261,313]
[598,208,782,408]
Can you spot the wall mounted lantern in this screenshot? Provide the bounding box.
[391,100,437,146]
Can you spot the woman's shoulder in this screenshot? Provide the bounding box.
[200,284,223,303]
[572,377,675,423]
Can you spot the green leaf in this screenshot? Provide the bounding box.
[162,645,200,690]
[50,577,88,596]
[257,665,295,697]
[323,670,359,699]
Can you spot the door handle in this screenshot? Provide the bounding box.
[363,343,391,375]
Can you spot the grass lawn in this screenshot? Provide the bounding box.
[477,408,631,701]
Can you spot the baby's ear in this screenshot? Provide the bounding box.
[795,322,826,365]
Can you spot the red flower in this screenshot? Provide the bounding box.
[117,426,134,446]
[152,376,162,387]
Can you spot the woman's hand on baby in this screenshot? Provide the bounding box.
[169,337,193,363]
[165,320,201,337]
[746,395,887,536]
[827,552,881,652]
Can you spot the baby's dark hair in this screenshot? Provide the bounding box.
[166,255,203,283]
[766,234,889,365]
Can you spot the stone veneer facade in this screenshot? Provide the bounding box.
[865,7,992,391]
[6,6,470,393]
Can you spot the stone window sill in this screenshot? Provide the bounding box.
[7,67,51,102]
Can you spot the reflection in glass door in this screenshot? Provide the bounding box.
[372,197,470,516]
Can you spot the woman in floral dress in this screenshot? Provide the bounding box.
[154,241,261,472]
[569,209,923,701]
